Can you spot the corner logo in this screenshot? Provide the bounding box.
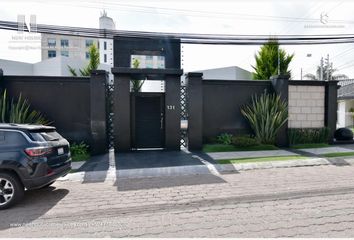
[17,14,37,33]
[320,12,329,25]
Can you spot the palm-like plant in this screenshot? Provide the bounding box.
[131,58,145,92]
[304,65,348,80]
[241,93,288,145]
[68,44,100,77]
[252,39,294,80]
[0,90,48,125]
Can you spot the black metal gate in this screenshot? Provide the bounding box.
[131,93,165,149]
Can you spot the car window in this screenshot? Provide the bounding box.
[0,131,28,146]
[30,130,63,142]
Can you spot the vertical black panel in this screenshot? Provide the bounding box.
[113,74,131,151]
[165,75,181,150]
[134,94,164,148]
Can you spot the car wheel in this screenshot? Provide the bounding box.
[0,173,24,210]
[39,181,56,189]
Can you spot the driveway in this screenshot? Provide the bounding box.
[2,165,354,237]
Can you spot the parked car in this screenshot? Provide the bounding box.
[0,124,71,210]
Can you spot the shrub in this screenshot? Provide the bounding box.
[231,136,259,147]
[70,142,90,162]
[241,92,288,145]
[216,133,233,145]
[0,90,48,124]
[288,128,330,145]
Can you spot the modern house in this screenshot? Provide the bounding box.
[337,80,354,128]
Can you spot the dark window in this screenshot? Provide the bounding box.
[85,39,94,47]
[48,38,56,47]
[104,54,107,63]
[104,41,107,50]
[48,50,56,58]
[29,130,63,142]
[0,131,27,146]
[61,39,69,47]
[85,51,90,59]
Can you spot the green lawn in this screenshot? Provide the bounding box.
[218,155,309,164]
[290,143,330,149]
[321,152,354,158]
[203,144,279,153]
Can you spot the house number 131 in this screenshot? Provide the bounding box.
[167,105,175,110]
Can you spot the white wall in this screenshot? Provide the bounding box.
[0,59,33,75]
[337,100,354,128]
[199,66,252,80]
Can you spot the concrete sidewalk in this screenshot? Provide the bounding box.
[64,145,354,182]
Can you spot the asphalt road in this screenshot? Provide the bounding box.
[2,165,354,237]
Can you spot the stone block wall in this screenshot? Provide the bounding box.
[288,85,325,128]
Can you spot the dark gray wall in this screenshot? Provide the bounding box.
[202,79,272,141]
[1,72,108,154]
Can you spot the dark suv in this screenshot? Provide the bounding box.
[0,124,71,209]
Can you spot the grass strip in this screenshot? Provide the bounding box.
[321,152,354,158]
[290,143,330,149]
[203,144,278,153]
[218,155,309,164]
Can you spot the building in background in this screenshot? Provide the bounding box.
[41,11,115,67]
[98,10,115,66]
[0,57,111,76]
[196,66,252,80]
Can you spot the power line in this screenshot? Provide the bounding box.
[3,21,354,45]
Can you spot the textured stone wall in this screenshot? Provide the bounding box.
[288,85,325,128]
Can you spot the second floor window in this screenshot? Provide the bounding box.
[61,39,69,48]
[85,39,94,47]
[48,38,56,47]
[104,41,107,50]
[85,51,90,59]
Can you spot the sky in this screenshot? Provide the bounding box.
[1,0,354,79]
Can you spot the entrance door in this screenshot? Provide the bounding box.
[133,94,164,149]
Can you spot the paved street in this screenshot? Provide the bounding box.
[2,165,354,237]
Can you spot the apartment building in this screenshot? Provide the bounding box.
[41,11,115,66]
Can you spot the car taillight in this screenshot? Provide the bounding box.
[24,147,53,157]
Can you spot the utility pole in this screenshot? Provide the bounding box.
[320,57,324,81]
[326,54,330,81]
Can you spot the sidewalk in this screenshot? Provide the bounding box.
[63,145,354,182]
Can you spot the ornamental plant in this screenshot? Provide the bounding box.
[241,92,288,144]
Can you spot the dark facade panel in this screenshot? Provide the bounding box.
[2,76,92,144]
[202,80,272,141]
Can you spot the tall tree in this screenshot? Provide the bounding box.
[252,39,294,80]
[68,44,100,76]
[304,64,348,80]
